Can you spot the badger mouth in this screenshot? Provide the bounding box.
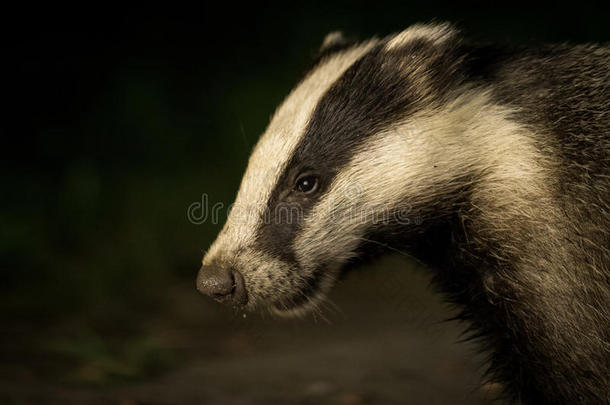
[270,269,329,316]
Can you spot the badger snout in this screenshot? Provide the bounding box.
[196,263,247,306]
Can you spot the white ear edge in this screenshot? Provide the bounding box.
[320,31,347,51]
[386,23,456,51]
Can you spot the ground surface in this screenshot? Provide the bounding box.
[1,256,503,404]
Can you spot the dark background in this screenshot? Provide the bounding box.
[2,2,608,404]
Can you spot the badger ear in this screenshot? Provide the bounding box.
[320,31,348,51]
[316,31,356,59]
[386,23,457,51]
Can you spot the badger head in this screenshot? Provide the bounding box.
[196,24,468,317]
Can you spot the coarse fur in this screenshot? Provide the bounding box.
[198,23,610,404]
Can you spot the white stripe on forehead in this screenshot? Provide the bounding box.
[207,40,378,257]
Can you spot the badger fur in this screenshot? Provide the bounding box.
[196,23,610,404]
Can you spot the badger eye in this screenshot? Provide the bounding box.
[295,174,319,194]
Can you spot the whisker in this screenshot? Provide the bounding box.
[239,122,251,151]
[358,236,427,267]
[322,298,343,318]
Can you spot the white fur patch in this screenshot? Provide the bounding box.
[385,23,455,51]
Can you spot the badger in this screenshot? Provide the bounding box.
[196,23,610,404]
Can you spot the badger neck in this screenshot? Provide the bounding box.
[361,88,560,274]
[412,88,610,402]
[355,89,560,269]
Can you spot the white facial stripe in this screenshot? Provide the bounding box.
[293,126,422,270]
[294,90,550,270]
[204,40,378,263]
[385,23,455,51]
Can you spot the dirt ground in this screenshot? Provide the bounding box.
[1,256,504,404]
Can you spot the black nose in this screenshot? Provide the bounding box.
[196,264,247,306]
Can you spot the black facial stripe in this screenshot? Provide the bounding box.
[254,36,464,265]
